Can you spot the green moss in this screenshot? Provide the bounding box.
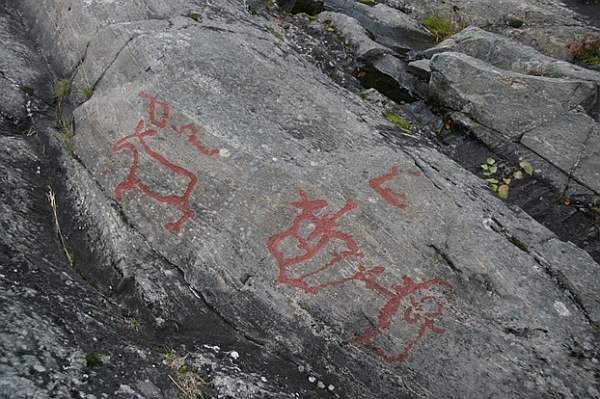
[160,350,179,364]
[178,364,194,376]
[184,13,201,21]
[265,26,284,42]
[323,19,332,28]
[383,112,411,133]
[421,16,452,41]
[507,19,524,28]
[509,236,529,252]
[357,0,375,3]
[300,12,318,20]
[585,55,600,66]
[21,86,35,97]
[85,352,104,367]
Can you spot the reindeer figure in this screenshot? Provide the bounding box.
[112,119,198,234]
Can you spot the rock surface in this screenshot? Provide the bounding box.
[1,1,600,399]
[425,27,600,197]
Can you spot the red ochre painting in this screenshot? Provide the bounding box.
[268,172,455,362]
[112,92,220,234]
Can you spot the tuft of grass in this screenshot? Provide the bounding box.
[85,352,104,367]
[421,16,453,41]
[161,350,206,399]
[78,86,93,101]
[54,79,71,102]
[57,122,74,153]
[383,112,411,133]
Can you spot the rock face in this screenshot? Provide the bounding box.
[2,1,600,399]
[384,0,600,61]
[424,27,600,197]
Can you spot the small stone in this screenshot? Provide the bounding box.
[32,364,47,373]
[308,376,316,383]
[553,301,571,317]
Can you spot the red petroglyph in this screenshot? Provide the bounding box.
[139,91,170,128]
[112,120,198,234]
[369,166,408,209]
[267,187,455,362]
[369,166,422,209]
[112,92,223,234]
[350,275,454,362]
[171,124,220,156]
[267,190,365,294]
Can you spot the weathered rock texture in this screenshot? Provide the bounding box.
[425,27,600,197]
[2,1,600,399]
[384,0,600,60]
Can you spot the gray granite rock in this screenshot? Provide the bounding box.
[324,0,434,52]
[318,11,391,60]
[383,0,600,60]
[2,0,600,398]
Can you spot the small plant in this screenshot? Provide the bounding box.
[299,12,318,20]
[568,37,600,66]
[507,19,524,28]
[54,79,71,102]
[357,0,375,3]
[421,16,453,41]
[184,13,201,21]
[265,26,284,41]
[21,86,35,97]
[527,69,544,76]
[85,352,104,367]
[323,19,332,28]
[481,157,532,199]
[383,112,411,133]
[58,124,74,153]
[78,86,93,101]
[161,350,206,399]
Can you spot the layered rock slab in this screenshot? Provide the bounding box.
[426,28,600,196]
[7,1,600,398]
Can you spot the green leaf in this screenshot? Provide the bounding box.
[520,161,533,176]
[486,157,496,165]
[490,184,498,192]
[481,164,489,170]
[486,178,499,184]
[503,178,511,185]
[498,184,509,199]
[513,170,523,179]
[489,165,498,174]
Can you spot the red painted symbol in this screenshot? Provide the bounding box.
[369,166,421,210]
[112,92,220,234]
[267,183,455,362]
[113,120,197,234]
[140,91,170,128]
[171,124,220,156]
[349,274,454,362]
[267,190,365,294]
